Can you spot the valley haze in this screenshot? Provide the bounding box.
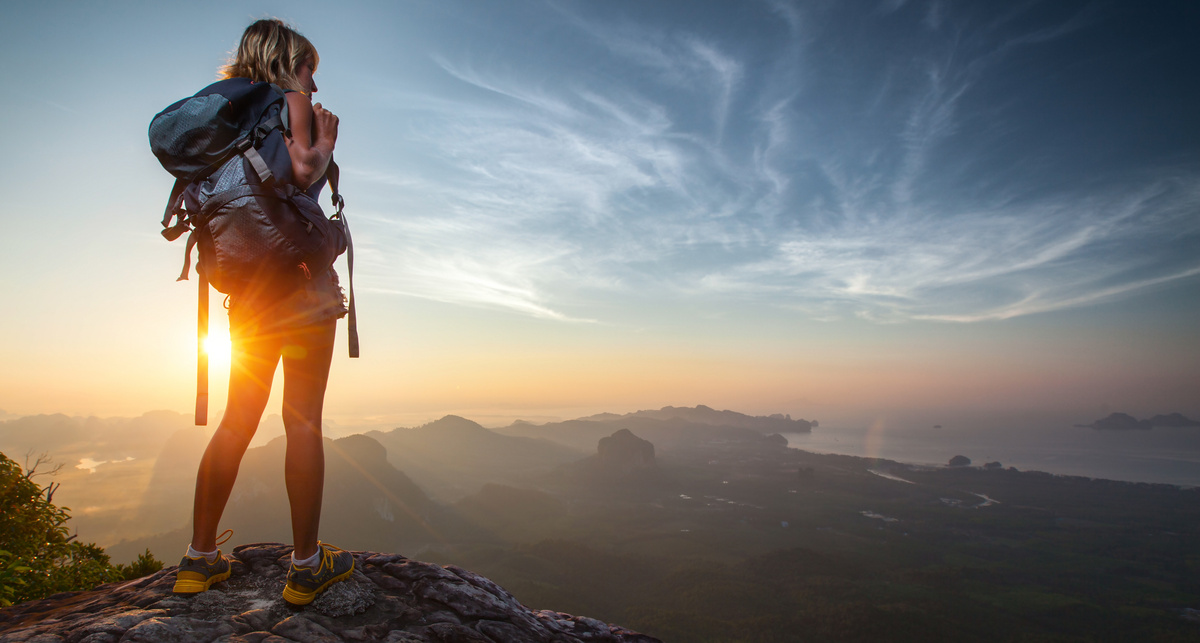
[3,403,1199,640]
[2,403,1197,553]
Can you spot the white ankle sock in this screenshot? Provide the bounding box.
[187,545,218,563]
[292,550,321,569]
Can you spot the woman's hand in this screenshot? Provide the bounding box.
[312,102,339,148]
[285,92,336,189]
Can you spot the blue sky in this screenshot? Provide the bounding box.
[0,0,1197,426]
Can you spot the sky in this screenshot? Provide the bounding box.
[0,0,1197,430]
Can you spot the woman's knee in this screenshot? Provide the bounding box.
[282,406,322,434]
[208,421,256,454]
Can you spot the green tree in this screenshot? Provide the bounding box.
[115,548,165,581]
[0,452,162,606]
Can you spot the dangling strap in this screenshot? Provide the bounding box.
[161,178,189,241]
[343,211,360,358]
[325,160,359,358]
[176,229,198,282]
[196,273,209,426]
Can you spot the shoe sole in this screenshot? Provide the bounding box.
[281,565,354,606]
[173,569,231,593]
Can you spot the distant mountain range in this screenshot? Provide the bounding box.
[5,404,812,559]
[496,405,810,452]
[362,406,808,498]
[366,415,584,501]
[576,405,815,433]
[1077,412,1200,430]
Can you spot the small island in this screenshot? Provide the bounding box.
[1077,412,1200,430]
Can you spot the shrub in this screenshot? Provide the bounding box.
[0,452,162,606]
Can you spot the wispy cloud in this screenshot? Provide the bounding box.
[924,1,945,30]
[685,38,742,141]
[349,1,1199,324]
[706,174,1200,321]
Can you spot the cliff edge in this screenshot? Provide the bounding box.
[0,543,660,643]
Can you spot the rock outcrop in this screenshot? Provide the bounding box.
[596,430,655,472]
[1083,412,1146,431]
[553,431,663,492]
[0,543,660,643]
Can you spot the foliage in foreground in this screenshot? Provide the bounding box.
[0,452,162,606]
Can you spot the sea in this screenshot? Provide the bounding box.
[782,424,1200,488]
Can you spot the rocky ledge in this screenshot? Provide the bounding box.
[0,543,660,643]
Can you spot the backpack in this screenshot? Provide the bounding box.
[149,77,359,425]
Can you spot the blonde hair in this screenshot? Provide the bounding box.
[220,18,319,93]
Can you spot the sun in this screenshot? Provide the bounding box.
[203,325,233,360]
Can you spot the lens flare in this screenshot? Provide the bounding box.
[864,416,887,460]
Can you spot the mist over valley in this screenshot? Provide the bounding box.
[3,405,1199,639]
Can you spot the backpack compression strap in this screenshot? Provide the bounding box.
[325,159,360,359]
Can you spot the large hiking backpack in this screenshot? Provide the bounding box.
[150,77,359,425]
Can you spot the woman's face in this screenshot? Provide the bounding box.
[297,59,318,96]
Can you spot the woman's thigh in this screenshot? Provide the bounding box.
[222,314,287,435]
[280,320,337,426]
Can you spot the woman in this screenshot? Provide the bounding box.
[171,18,354,606]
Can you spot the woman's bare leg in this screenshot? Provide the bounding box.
[190,324,283,552]
[279,320,337,560]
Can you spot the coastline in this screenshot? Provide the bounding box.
[783,425,1200,488]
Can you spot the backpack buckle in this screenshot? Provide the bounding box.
[161,222,190,241]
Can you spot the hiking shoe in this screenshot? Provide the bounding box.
[172,530,234,593]
[282,542,355,606]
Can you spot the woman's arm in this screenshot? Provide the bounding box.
[284,91,339,189]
